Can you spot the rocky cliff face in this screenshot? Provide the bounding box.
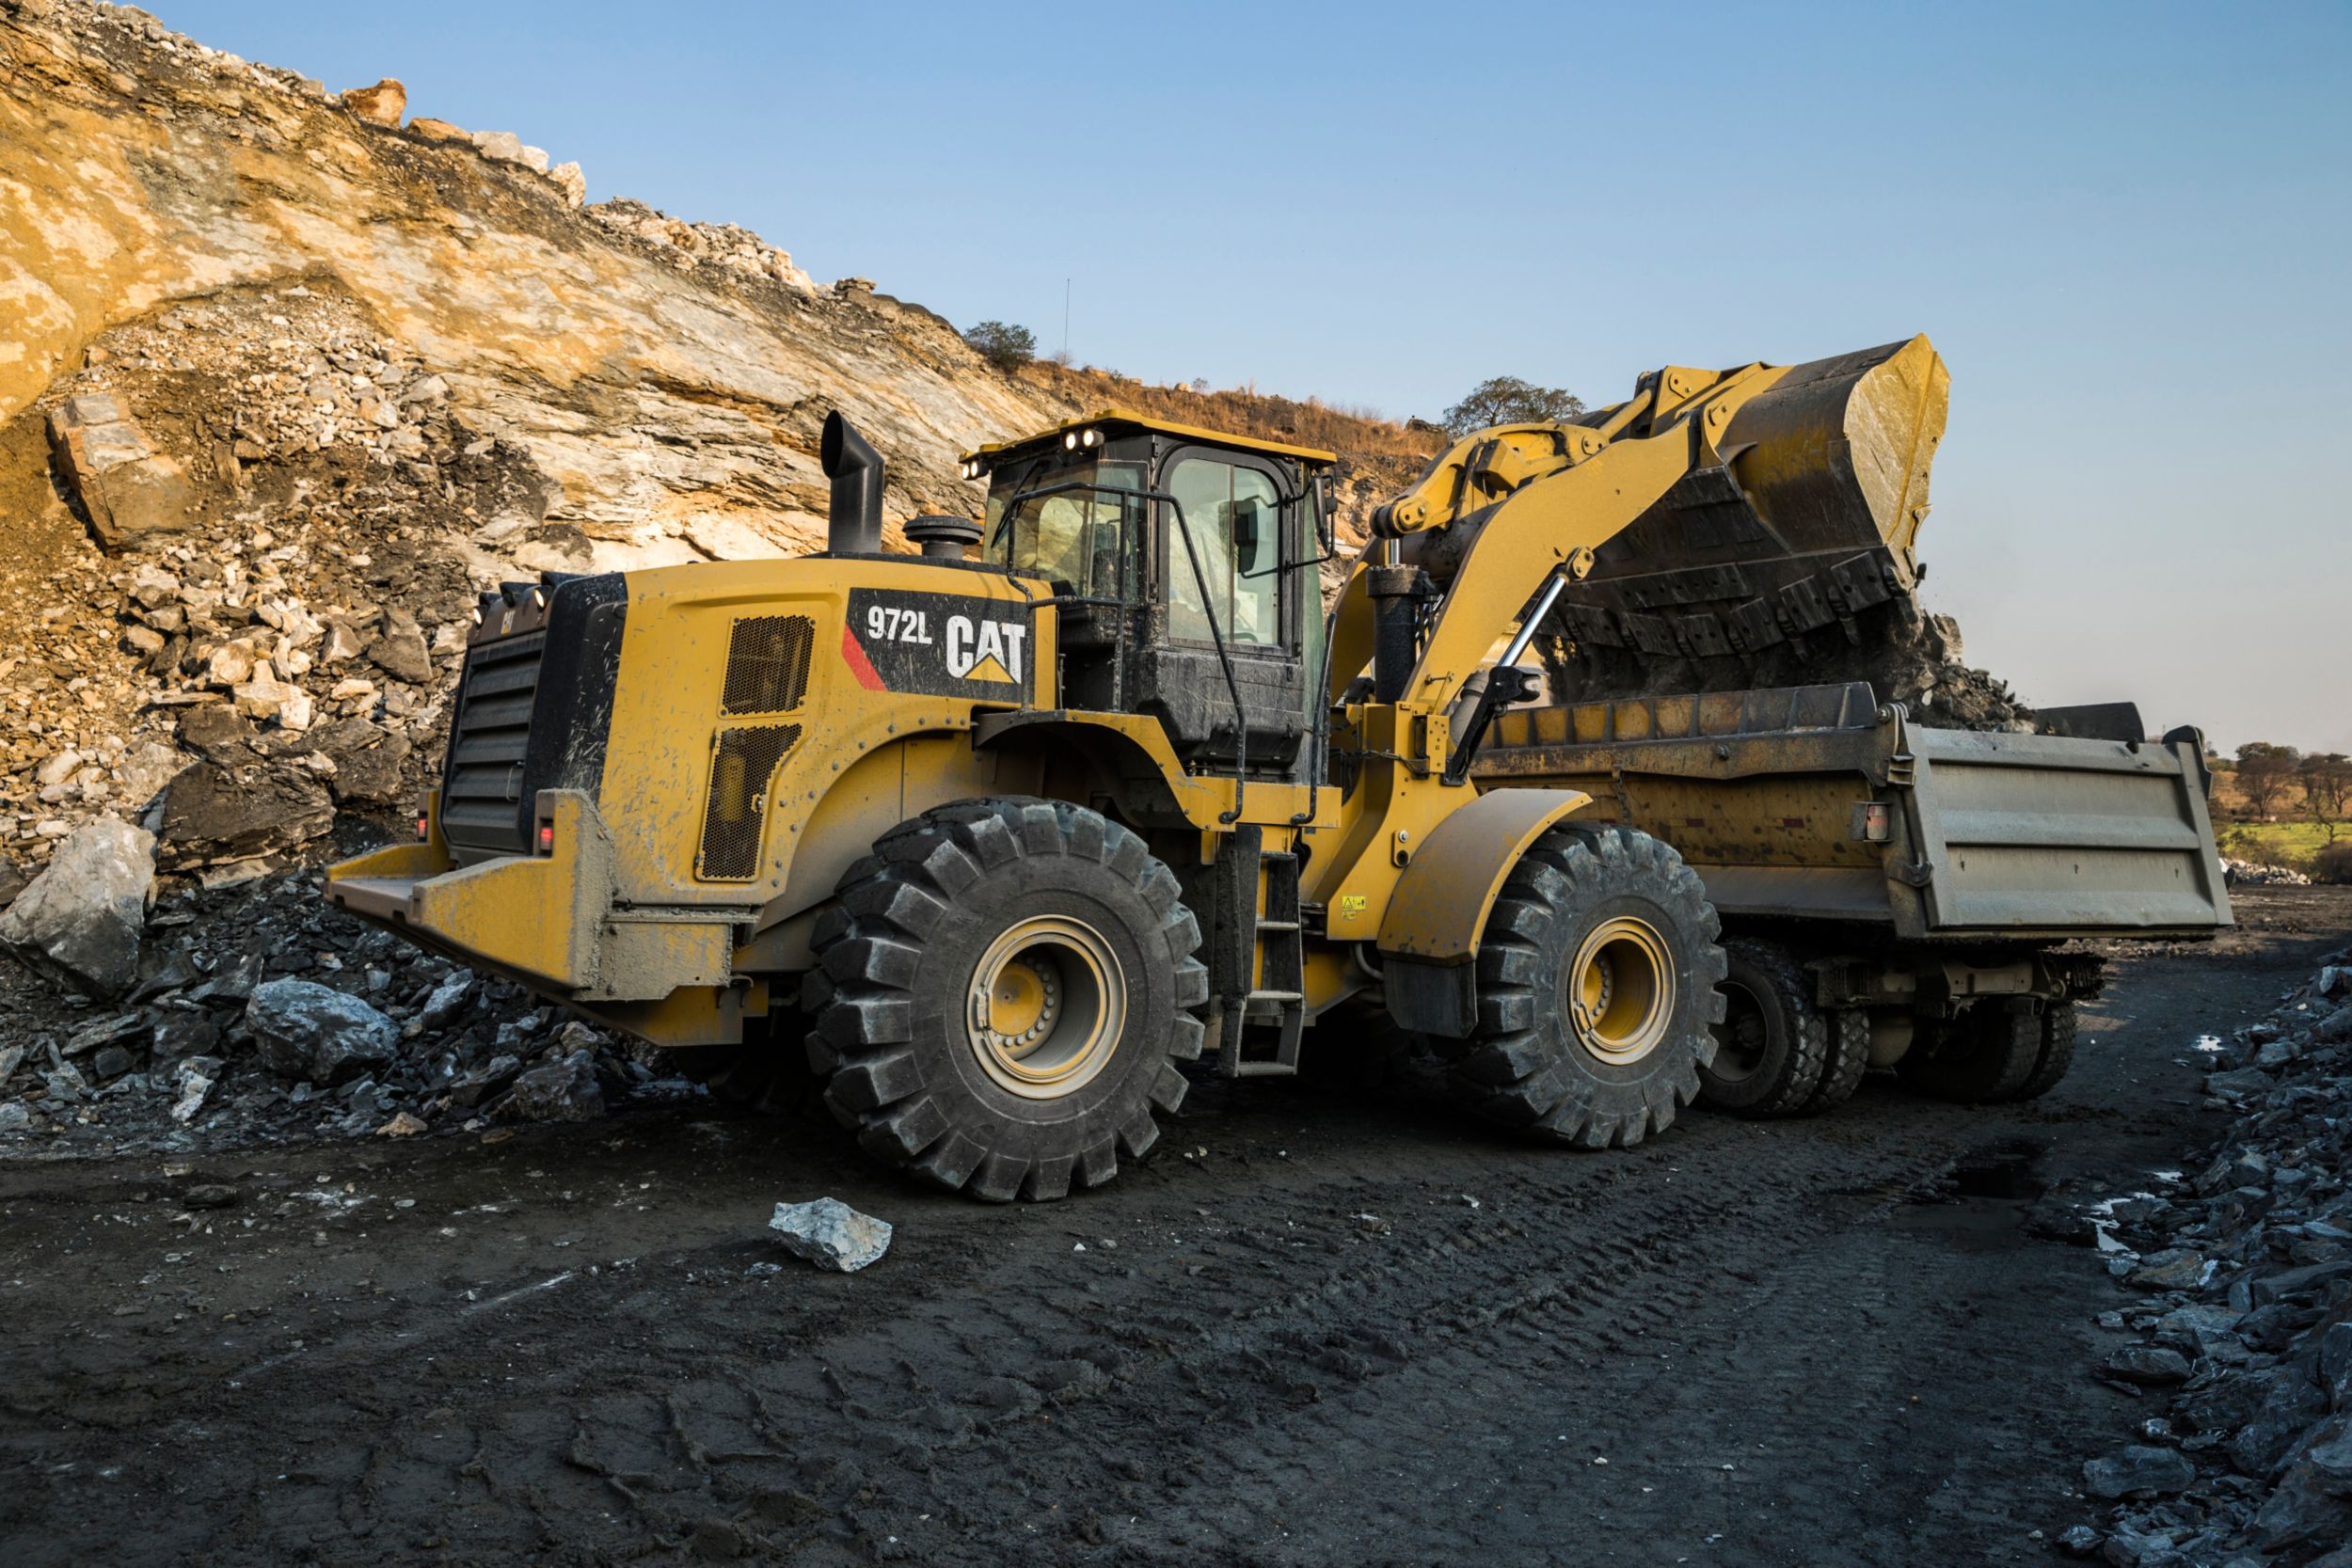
[0,0,1084,883]
[2,0,1062,558]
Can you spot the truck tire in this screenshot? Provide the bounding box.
[1448,826,1726,1148]
[803,799,1206,1202]
[1899,1002,2042,1103]
[1696,939,1826,1117]
[1801,1008,1872,1112]
[2007,999,2078,1101]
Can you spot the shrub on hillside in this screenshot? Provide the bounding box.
[963,321,1036,372]
[2312,842,2352,885]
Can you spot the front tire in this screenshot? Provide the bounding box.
[803,800,1206,1202]
[1449,827,1726,1148]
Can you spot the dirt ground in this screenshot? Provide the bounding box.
[3,887,2346,1568]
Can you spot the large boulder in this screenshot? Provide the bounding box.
[0,816,155,997]
[157,756,335,867]
[364,608,435,686]
[770,1197,892,1273]
[498,1051,603,1122]
[339,78,405,127]
[45,393,195,547]
[2082,1445,2197,1500]
[246,979,398,1085]
[309,719,413,808]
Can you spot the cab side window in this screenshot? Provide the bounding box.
[1166,457,1282,646]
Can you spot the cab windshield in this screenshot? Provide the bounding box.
[984,459,1145,596]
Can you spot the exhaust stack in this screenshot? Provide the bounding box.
[821,411,885,555]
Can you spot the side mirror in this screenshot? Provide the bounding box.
[1310,475,1333,554]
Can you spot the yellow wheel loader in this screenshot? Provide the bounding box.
[326,334,2228,1198]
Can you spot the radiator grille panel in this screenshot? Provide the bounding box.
[721,615,814,716]
[441,629,545,854]
[697,724,802,881]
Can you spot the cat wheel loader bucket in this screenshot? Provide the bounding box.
[1381,336,1949,700]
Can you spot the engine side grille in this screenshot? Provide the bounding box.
[441,629,546,854]
[696,724,803,881]
[721,615,815,716]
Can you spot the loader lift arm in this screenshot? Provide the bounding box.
[1325,365,1764,757]
[1326,335,1948,740]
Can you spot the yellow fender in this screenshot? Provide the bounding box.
[1375,787,1591,1037]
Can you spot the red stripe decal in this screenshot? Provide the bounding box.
[841,624,886,690]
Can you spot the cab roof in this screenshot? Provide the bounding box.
[961,406,1338,468]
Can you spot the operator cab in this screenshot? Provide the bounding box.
[961,410,1335,780]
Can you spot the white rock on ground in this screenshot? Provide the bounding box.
[770,1197,893,1272]
[0,816,156,997]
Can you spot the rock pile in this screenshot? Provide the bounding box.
[585,198,818,292]
[2069,957,2352,1562]
[0,277,551,879]
[0,854,695,1152]
[0,0,1092,889]
[2226,860,2314,889]
[1536,603,2040,733]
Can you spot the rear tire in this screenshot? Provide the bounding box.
[2008,999,2078,1101]
[1899,1002,2042,1102]
[1696,939,1826,1117]
[803,799,1206,1202]
[1801,1008,1871,1112]
[1448,827,1726,1148]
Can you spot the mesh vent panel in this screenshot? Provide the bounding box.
[721,615,814,715]
[697,724,802,880]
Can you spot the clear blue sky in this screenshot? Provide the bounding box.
[157,0,2352,755]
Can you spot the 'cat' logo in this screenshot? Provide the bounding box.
[946,614,1024,684]
[843,588,1034,699]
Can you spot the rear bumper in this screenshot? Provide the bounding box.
[327,790,615,990]
[325,793,754,1047]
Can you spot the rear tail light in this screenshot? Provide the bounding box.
[537,823,555,854]
[415,813,430,842]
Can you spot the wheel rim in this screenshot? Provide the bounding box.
[966,916,1126,1100]
[1708,980,1768,1084]
[1566,916,1675,1066]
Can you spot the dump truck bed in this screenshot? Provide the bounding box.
[1474,682,2232,943]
